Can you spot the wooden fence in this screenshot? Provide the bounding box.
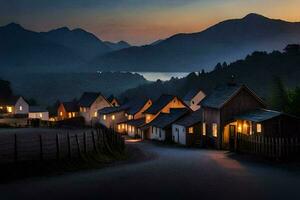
[0,128,125,164]
[236,133,300,160]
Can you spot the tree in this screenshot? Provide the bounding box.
[214,63,222,71]
[286,87,300,117]
[222,62,228,68]
[284,44,300,55]
[0,79,13,99]
[269,76,289,111]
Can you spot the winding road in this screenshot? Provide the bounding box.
[1,139,300,200]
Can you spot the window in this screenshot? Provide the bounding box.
[202,123,206,136]
[72,112,76,117]
[94,112,97,117]
[132,126,135,132]
[118,125,121,130]
[257,123,262,133]
[159,129,161,137]
[112,115,115,120]
[68,113,72,118]
[128,115,133,120]
[212,123,218,137]
[19,106,23,111]
[39,113,43,118]
[122,124,125,129]
[128,125,131,132]
[188,127,194,134]
[192,100,195,105]
[103,115,106,120]
[60,111,63,116]
[175,128,179,133]
[7,106,12,113]
[153,127,156,134]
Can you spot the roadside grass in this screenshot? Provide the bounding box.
[0,149,129,183]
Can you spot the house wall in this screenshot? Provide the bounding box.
[14,97,29,115]
[29,112,49,121]
[190,91,206,111]
[99,111,126,129]
[80,96,111,123]
[172,124,186,145]
[202,107,221,148]
[57,104,78,121]
[150,126,166,141]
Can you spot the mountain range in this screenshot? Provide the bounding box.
[91,13,300,72]
[0,23,131,72]
[1,13,300,72]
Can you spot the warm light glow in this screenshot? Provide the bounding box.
[238,125,242,133]
[39,113,42,118]
[257,123,262,133]
[202,123,206,136]
[112,115,115,120]
[212,123,218,137]
[72,112,76,117]
[128,125,131,132]
[122,124,125,129]
[128,115,133,120]
[60,111,63,116]
[103,115,106,120]
[19,106,23,111]
[7,106,12,113]
[132,126,135,132]
[188,127,194,134]
[94,112,98,117]
[118,124,121,130]
[68,113,72,118]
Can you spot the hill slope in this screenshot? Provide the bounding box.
[91,13,300,72]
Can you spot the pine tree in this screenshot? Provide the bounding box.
[269,76,289,111]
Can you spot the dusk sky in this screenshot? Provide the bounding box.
[1,0,300,45]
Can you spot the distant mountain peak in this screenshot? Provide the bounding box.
[52,27,70,32]
[4,22,24,30]
[242,13,269,21]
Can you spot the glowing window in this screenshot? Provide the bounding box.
[19,106,23,111]
[94,112,97,117]
[7,106,12,113]
[118,125,121,130]
[103,115,106,120]
[257,123,262,133]
[60,111,63,116]
[212,123,218,137]
[112,115,115,120]
[202,123,206,136]
[68,113,72,118]
[188,127,194,134]
[72,112,75,117]
[132,127,135,132]
[39,113,42,118]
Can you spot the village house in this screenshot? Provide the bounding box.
[28,106,49,121]
[117,99,152,135]
[183,89,206,111]
[140,94,189,139]
[148,108,189,142]
[57,102,79,121]
[200,83,267,149]
[0,96,29,116]
[172,109,203,146]
[98,107,127,129]
[78,92,111,124]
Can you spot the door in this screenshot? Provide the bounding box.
[229,125,236,151]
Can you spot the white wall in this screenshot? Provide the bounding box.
[28,112,49,121]
[172,124,187,145]
[14,97,29,114]
[150,126,166,141]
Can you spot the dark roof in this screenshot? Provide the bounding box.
[234,109,284,122]
[174,109,203,127]
[124,118,146,127]
[201,84,265,109]
[29,106,48,113]
[124,99,151,115]
[107,96,119,104]
[144,94,177,114]
[62,102,79,112]
[78,92,102,107]
[0,96,24,106]
[183,89,202,102]
[149,108,190,129]
[98,106,124,114]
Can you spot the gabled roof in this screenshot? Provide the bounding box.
[149,108,189,129]
[62,102,79,112]
[78,92,103,107]
[200,84,265,109]
[124,118,146,127]
[29,106,48,113]
[125,99,151,115]
[144,94,179,115]
[107,96,119,104]
[174,109,203,127]
[183,89,203,102]
[234,109,284,122]
[0,96,25,106]
[98,106,124,115]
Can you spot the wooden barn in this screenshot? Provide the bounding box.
[172,109,203,146]
[201,83,266,149]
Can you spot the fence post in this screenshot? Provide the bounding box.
[67,132,72,159]
[91,130,97,153]
[83,132,87,154]
[75,134,81,157]
[56,134,60,160]
[40,134,43,161]
[14,134,18,162]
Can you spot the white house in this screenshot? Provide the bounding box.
[28,106,49,121]
[183,89,206,111]
[172,109,203,146]
[78,92,112,124]
[0,96,29,115]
